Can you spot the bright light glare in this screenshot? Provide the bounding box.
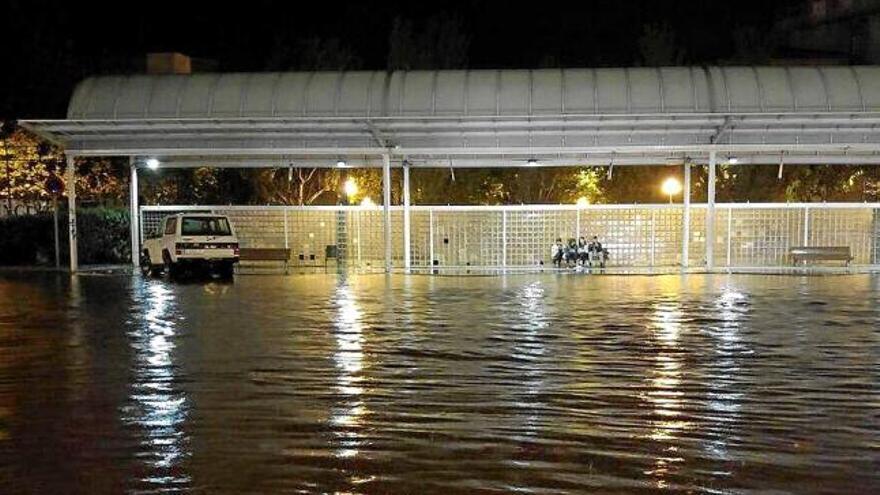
[146,158,160,170]
[576,197,590,206]
[344,178,358,198]
[336,160,348,168]
[526,159,540,167]
[728,156,739,165]
[661,177,682,197]
[360,197,374,207]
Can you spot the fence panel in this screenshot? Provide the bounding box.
[140,204,880,269]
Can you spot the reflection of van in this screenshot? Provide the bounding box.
[141,214,240,278]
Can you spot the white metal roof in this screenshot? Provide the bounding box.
[20,66,880,167]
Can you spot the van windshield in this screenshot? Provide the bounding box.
[180,217,232,236]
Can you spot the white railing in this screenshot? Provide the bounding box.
[141,203,880,269]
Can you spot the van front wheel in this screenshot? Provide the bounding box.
[140,251,153,277]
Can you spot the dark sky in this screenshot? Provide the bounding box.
[3,0,801,119]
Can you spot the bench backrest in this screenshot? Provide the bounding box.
[789,246,851,258]
[239,248,291,261]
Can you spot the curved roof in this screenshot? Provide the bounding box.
[19,66,880,166]
[67,66,880,120]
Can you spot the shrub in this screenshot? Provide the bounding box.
[0,207,130,266]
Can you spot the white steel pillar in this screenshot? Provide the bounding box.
[65,156,78,273]
[129,157,140,267]
[682,162,691,270]
[803,207,810,246]
[706,151,716,270]
[382,154,392,273]
[403,162,411,272]
[501,211,508,267]
[726,206,733,268]
[429,209,435,269]
[650,209,656,267]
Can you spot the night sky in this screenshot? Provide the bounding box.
[4,0,801,119]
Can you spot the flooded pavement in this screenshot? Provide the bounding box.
[0,272,878,494]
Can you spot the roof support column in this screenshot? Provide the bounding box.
[706,151,716,271]
[403,161,411,273]
[383,153,392,273]
[681,161,691,271]
[65,156,78,273]
[130,157,140,268]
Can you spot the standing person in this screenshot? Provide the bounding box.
[551,238,564,268]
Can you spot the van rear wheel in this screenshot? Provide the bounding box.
[163,252,180,279]
[217,261,235,279]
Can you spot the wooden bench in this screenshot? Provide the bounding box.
[238,248,292,273]
[789,246,853,266]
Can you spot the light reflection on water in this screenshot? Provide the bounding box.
[644,299,688,489]
[513,281,547,438]
[122,282,191,488]
[331,281,367,459]
[0,273,878,494]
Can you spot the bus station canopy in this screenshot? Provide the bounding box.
[20,66,880,168]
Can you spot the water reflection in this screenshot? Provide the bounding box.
[2,273,878,493]
[702,286,749,462]
[122,281,190,488]
[513,281,548,437]
[644,299,688,488]
[331,282,367,459]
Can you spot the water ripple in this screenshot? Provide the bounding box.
[0,273,878,493]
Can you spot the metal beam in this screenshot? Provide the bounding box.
[57,143,880,159]
[140,201,880,213]
[710,116,735,144]
[139,153,880,170]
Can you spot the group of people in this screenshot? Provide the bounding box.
[551,236,609,269]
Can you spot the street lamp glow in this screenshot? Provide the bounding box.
[360,197,374,207]
[576,196,590,207]
[343,177,358,198]
[145,158,160,170]
[661,177,682,203]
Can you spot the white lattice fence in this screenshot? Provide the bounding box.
[141,203,880,269]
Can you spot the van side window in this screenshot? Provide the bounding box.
[164,217,177,235]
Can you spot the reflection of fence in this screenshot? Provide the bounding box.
[141,203,880,269]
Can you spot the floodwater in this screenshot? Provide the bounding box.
[0,272,878,494]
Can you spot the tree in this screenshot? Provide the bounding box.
[254,167,342,205]
[637,23,685,66]
[728,26,781,65]
[0,126,126,213]
[265,36,362,71]
[387,14,470,70]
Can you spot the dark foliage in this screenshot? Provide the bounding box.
[0,207,130,266]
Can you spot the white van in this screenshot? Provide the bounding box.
[141,214,240,278]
